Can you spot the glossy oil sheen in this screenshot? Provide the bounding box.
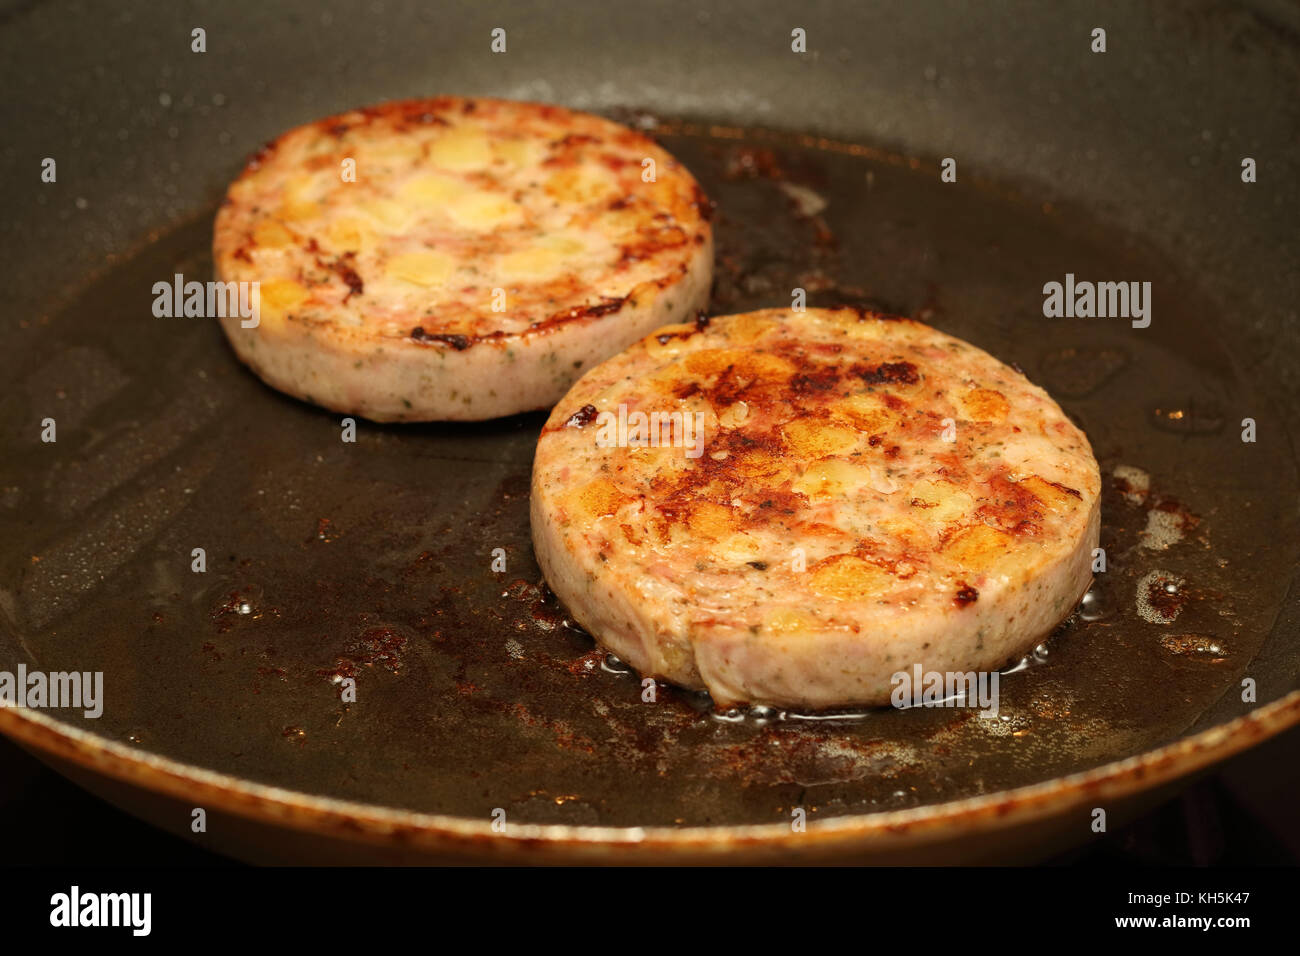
[0,123,1296,828]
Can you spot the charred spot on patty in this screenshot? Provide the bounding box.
[789,366,842,394]
[561,297,627,321]
[321,252,364,301]
[565,404,599,428]
[854,360,921,386]
[410,328,471,350]
[656,318,708,346]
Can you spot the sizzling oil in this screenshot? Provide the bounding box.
[0,120,1295,828]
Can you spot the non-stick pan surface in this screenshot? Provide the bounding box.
[1,1,1298,863]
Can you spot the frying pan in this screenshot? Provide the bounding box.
[1,0,1298,864]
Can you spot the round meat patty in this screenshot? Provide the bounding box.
[531,307,1102,709]
[213,97,713,421]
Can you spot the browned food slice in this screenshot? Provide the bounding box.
[531,307,1101,709]
[213,97,713,421]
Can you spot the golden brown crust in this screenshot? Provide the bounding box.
[543,309,1094,574]
[213,96,712,349]
[531,307,1101,706]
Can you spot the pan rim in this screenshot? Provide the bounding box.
[2,690,1297,859]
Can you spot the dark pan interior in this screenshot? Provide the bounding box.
[1,1,1298,832]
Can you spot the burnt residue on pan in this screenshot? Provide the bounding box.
[0,119,1297,829]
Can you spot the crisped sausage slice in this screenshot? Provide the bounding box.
[213,97,713,421]
[531,307,1101,709]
